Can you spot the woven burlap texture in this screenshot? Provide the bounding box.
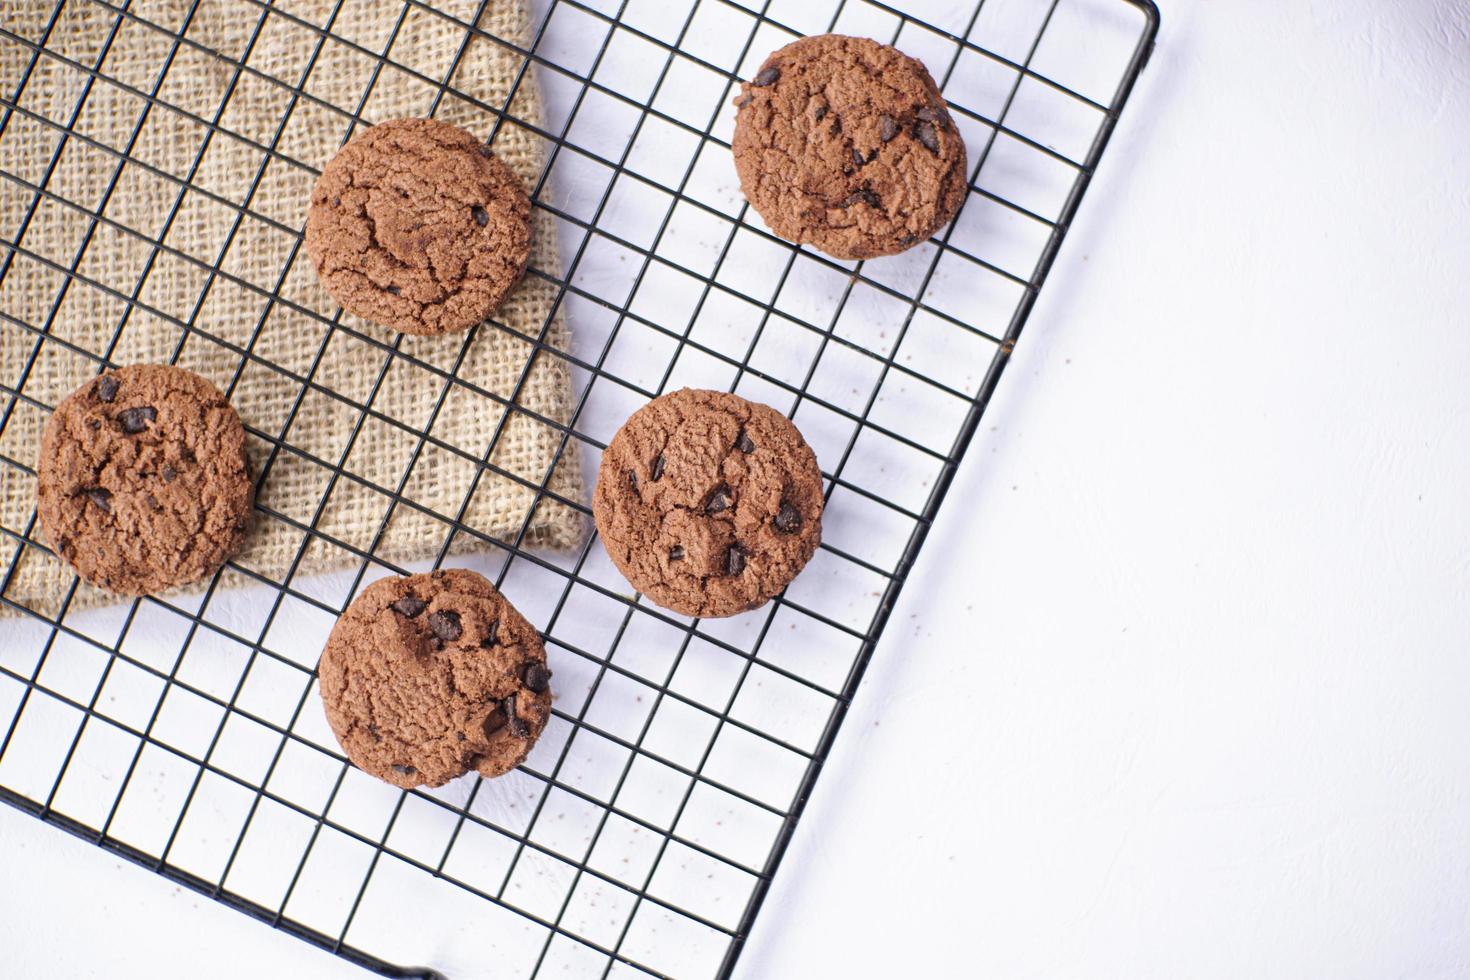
[0,0,584,618]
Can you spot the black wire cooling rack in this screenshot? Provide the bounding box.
[0,0,1157,976]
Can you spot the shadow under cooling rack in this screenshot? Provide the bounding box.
[0,0,1158,976]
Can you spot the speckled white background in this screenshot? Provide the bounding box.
[6,0,1470,976]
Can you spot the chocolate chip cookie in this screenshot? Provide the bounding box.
[732,34,969,260]
[318,568,552,789]
[304,117,532,336]
[36,364,254,596]
[593,389,824,618]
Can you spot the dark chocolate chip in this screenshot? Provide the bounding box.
[391,595,426,618]
[522,662,550,693]
[651,454,665,481]
[705,485,731,514]
[145,493,159,510]
[391,764,416,775]
[456,731,466,741]
[387,284,401,295]
[916,106,939,123]
[726,545,746,576]
[852,148,865,167]
[879,114,898,143]
[479,142,494,158]
[472,205,489,227]
[96,375,119,403]
[505,694,529,738]
[775,502,802,534]
[369,722,381,741]
[736,430,755,454]
[181,448,195,464]
[118,405,156,434]
[814,104,828,121]
[86,488,111,513]
[481,619,499,648]
[428,609,462,643]
[628,470,638,492]
[915,120,940,154]
[669,545,685,561]
[752,66,780,87]
[842,187,881,209]
[86,419,100,430]
[898,234,918,247]
[162,465,177,482]
[484,703,508,735]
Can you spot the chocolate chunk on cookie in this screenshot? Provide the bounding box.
[593,389,824,618]
[36,364,254,596]
[305,117,532,336]
[732,34,969,260]
[318,569,553,789]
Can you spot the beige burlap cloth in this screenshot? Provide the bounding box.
[0,0,583,618]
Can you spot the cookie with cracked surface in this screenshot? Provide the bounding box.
[36,364,254,596]
[593,389,823,618]
[732,34,968,260]
[318,569,552,789]
[304,117,532,336]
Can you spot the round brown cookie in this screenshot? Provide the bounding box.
[593,389,824,618]
[304,117,532,336]
[731,34,968,260]
[36,364,254,596]
[318,568,552,789]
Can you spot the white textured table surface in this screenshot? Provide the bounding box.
[6,0,1470,977]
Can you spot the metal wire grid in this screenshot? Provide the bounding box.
[0,0,1157,976]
